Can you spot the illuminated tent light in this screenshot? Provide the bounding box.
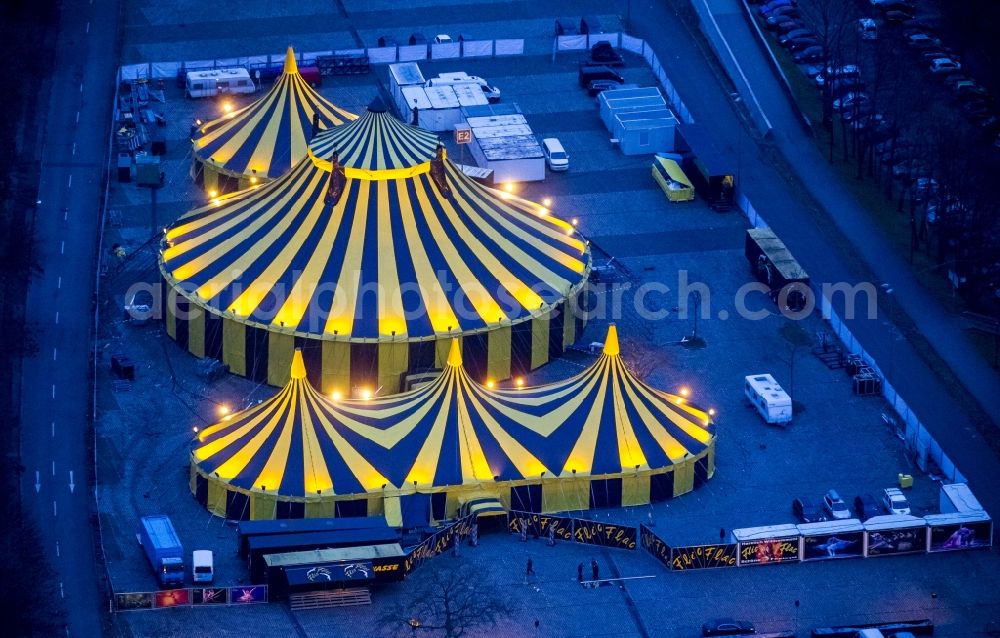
[679,386,690,397]
[163,101,591,393]
[486,380,495,389]
[331,390,342,401]
[190,46,357,195]
[359,388,373,400]
[542,197,552,207]
[189,328,715,520]
[708,408,716,416]
[515,377,525,387]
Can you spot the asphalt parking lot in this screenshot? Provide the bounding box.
[100,1,1000,636]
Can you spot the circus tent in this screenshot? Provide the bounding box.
[190,46,357,195]
[162,101,591,394]
[190,325,716,521]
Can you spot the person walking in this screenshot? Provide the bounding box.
[591,559,599,581]
[526,557,535,577]
[719,527,726,542]
[577,562,584,582]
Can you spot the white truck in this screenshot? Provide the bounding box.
[185,68,255,99]
[425,72,501,103]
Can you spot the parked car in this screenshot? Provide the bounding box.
[815,64,860,88]
[906,32,941,49]
[702,619,756,636]
[760,0,796,16]
[953,81,988,100]
[765,6,800,27]
[854,494,880,520]
[857,18,878,40]
[823,490,851,520]
[883,487,912,515]
[589,41,624,67]
[832,92,871,112]
[828,78,866,99]
[929,58,961,75]
[885,7,916,23]
[792,497,828,523]
[777,28,813,45]
[587,78,622,96]
[784,37,821,53]
[433,34,453,44]
[793,45,824,63]
[774,19,807,36]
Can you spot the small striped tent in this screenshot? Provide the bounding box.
[190,325,716,521]
[163,101,591,394]
[191,46,357,195]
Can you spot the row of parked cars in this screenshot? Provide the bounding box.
[757,0,823,64]
[792,487,912,523]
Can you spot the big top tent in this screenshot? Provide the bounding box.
[190,325,716,522]
[191,46,357,195]
[162,100,591,394]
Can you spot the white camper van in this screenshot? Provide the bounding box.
[425,72,501,103]
[192,549,214,583]
[185,68,255,99]
[744,373,792,424]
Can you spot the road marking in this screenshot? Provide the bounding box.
[72,143,76,156]
[53,347,57,361]
[60,241,65,254]
[35,470,41,493]
[86,21,90,33]
[52,384,56,399]
[52,461,55,476]
[79,82,83,93]
[60,582,64,599]
[69,471,76,493]
[55,311,60,324]
[63,208,68,221]
[75,111,80,124]
[67,175,72,188]
[56,541,61,557]
[53,500,58,517]
[57,276,62,289]
[52,421,55,437]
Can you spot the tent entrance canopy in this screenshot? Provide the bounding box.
[459,496,506,519]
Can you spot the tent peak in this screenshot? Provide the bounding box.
[283,46,298,75]
[446,338,462,368]
[290,348,307,380]
[367,97,388,114]
[604,324,620,357]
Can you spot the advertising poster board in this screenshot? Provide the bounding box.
[865,527,927,557]
[404,516,472,575]
[801,531,864,561]
[737,537,800,566]
[928,520,993,552]
[192,587,228,605]
[115,592,154,611]
[670,543,738,571]
[228,585,267,604]
[284,561,374,586]
[507,511,573,540]
[639,524,672,570]
[572,518,637,550]
[153,589,190,608]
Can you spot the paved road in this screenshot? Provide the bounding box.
[620,0,1000,514]
[19,0,120,636]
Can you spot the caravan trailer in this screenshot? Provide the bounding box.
[185,68,255,99]
[744,373,792,424]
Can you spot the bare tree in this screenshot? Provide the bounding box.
[379,564,512,638]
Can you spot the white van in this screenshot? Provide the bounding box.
[185,68,255,99]
[541,138,569,171]
[192,549,214,583]
[744,373,792,424]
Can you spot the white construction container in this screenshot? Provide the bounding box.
[939,483,984,514]
[744,373,792,424]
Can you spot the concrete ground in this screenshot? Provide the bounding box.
[96,1,1000,637]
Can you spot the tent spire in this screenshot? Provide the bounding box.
[603,324,620,357]
[283,46,298,75]
[446,338,462,368]
[290,349,307,380]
